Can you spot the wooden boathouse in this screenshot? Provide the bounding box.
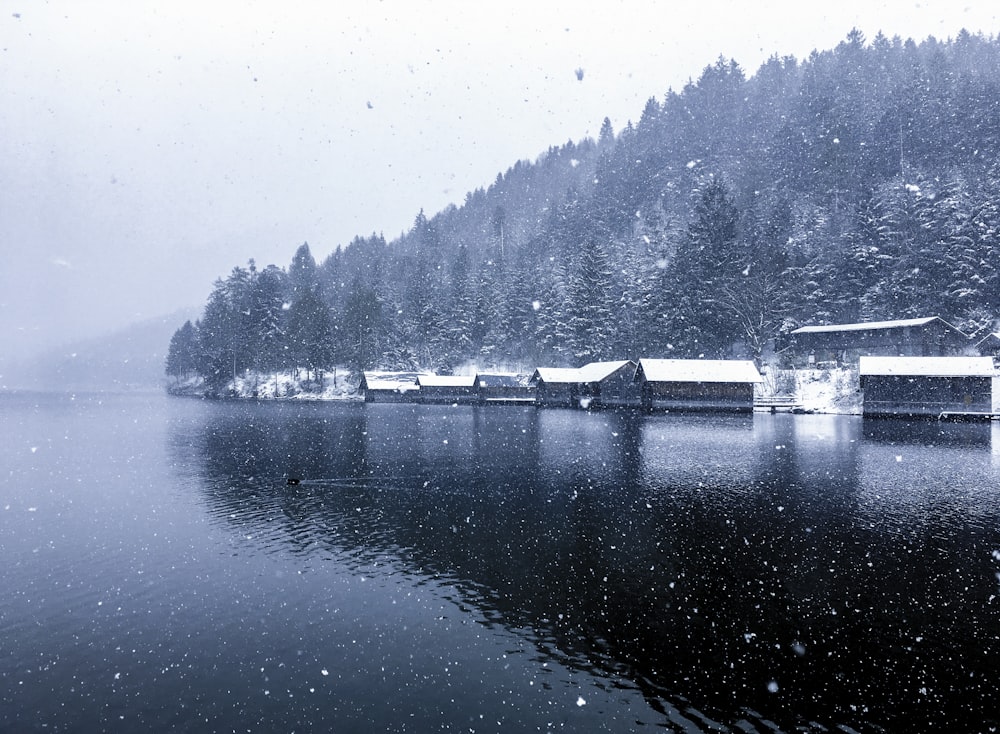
[359,371,424,402]
[529,367,582,407]
[475,373,534,404]
[859,356,995,419]
[634,359,763,412]
[576,360,638,408]
[415,374,479,404]
[530,361,637,408]
[786,316,970,366]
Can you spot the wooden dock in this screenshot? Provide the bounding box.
[754,396,802,413]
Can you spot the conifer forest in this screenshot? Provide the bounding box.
[168,31,1000,389]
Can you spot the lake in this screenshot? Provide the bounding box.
[3,391,1000,733]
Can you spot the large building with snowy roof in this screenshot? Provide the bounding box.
[859,355,995,418]
[634,359,763,412]
[786,316,970,366]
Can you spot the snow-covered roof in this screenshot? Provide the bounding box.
[531,361,634,384]
[361,371,425,391]
[859,356,995,377]
[416,374,477,388]
[636,359,763,383]
[531,367,583,384]
[576,360,635,382]
[476,373,528,387]
[790,316,951,334]
[975,332,1000,346]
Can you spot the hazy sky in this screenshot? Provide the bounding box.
[1,1,998,363]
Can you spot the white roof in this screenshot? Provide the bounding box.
[362,371,425,391]
[532,367,583,384]
[859,356,995,377]
[637,359,762,383]
[476,373,527,387]
[790,316,944,334]
[576,360,634,382]
[416,374,477,388]
[532,361,634,384]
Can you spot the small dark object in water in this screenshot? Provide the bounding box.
[286,477,300,486]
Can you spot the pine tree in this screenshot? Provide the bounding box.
[247,263,289,373]
[288,241,318,297]
[564,239,617,363]
[662,177,743,357]
[197,276,243,391]
[165,320,200,381]
[286,287,335,382]
[342,278,387,371]
[442,243,476,367]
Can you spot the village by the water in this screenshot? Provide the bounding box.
[188,315,1000,420]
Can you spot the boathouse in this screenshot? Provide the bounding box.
[786,316,970,366]
[415,374,479,404]
[359,371,425,402]
[530,367,585,407]
[530,361,638,408]
[576,360,638,407]
[858,356,995,418]
[475,373,534,403]
[634,359,763,412]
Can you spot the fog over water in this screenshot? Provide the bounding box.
[2,1,998,368]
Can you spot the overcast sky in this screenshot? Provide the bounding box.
[1,1,998,364]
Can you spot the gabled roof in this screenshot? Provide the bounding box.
[361,371,425,391]
[636,358,763,384]
[789,316,959,335]
[416,374,477,388]
[975,332,1000,347]
[859,356,995,377]
[531,361,635,384]
[530,367,583,384]
[476,373,528,387]
[576,360,635,383]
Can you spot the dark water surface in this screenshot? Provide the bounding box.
[3,392,1000,732]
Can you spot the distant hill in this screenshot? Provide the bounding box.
[3,308,200,392]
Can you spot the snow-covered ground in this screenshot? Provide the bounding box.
[231,370,359,400]
[168,369,361,400]
[788,368,863,415]
[756,366,862,414]
[171,365,866,414]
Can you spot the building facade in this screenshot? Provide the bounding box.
[859,356,995,418]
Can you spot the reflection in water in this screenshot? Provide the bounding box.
[172,403,1000,733]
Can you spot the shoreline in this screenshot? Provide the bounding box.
[167,366,866,415]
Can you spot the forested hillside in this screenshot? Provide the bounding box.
[168,29,1000,390]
